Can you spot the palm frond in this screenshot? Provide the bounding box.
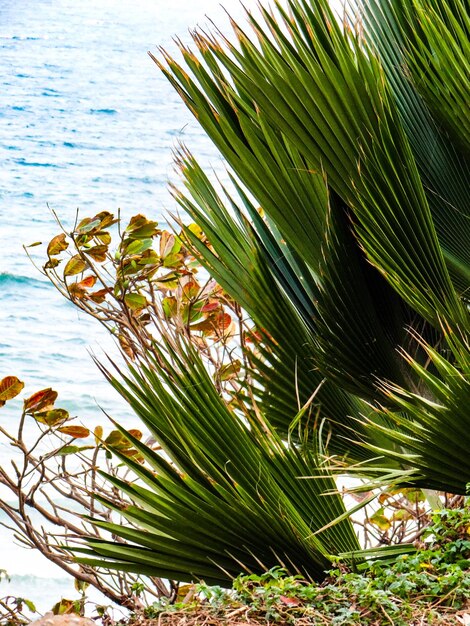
[73,337,361,583]
[362,0,470,296]
[362,331,470,493]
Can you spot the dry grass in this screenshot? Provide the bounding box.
[126,602,470,626]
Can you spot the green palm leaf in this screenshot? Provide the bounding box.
[70,0,470,584]
[73,338,361,583]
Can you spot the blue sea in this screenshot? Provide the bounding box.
[0,0,258,614]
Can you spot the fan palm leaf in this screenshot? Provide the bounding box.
[74,338,361,583]
[74,0,470,585]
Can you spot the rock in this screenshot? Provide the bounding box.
[28,615,95,626]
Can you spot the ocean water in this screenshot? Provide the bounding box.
[0,0,258,614]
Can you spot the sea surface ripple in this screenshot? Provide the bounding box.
[0,0,251,610]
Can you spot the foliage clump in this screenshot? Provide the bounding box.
[134,508,470,626]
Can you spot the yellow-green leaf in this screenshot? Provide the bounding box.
[94,425,104,444]
[124,293,147,310]
[34,408,69,426]
[64,255,87,277]
[370,508,391,531]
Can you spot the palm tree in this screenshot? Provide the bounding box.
[72,0,470,584]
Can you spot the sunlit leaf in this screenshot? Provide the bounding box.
[24,388,58,413]
[126,216,159,239]
[52,598,80,616]
[85,245,108,262]
[77,218,101,234]
[160,231,181,259]
[137,249,160,265]
[96,231,111,245]
[47,234,69,256]
[126,214,149,232]
[124,293,147,311]
[68,283,87,300]
[94,211,116,229]
[56,445,94,456]
[94,425,104,444]
[105,430,127,446]
[123,238,153,256]
[89,288,110,304]
[44,258,60,269]
[64,255,87,277]
[78,275,97,289]
[162,253,183,268]
[0,376,25,407]
[162,296,178,318]
[23,599,36,613]
[155,272,180,290]
[219,360,242,381]
[370,509,392,531]
[34,408,69,426]
[186,223,204,239]
[58,425,90,438]
[392,510,412,522]
[182,280,200,300]
[33,408,70,426]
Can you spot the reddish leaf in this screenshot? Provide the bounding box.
[88,288,110,304]
[201,301,220,313]
[78,275,97,289]
[120,448,144,462]
[280,596,300,606]
[24,388,58,413]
